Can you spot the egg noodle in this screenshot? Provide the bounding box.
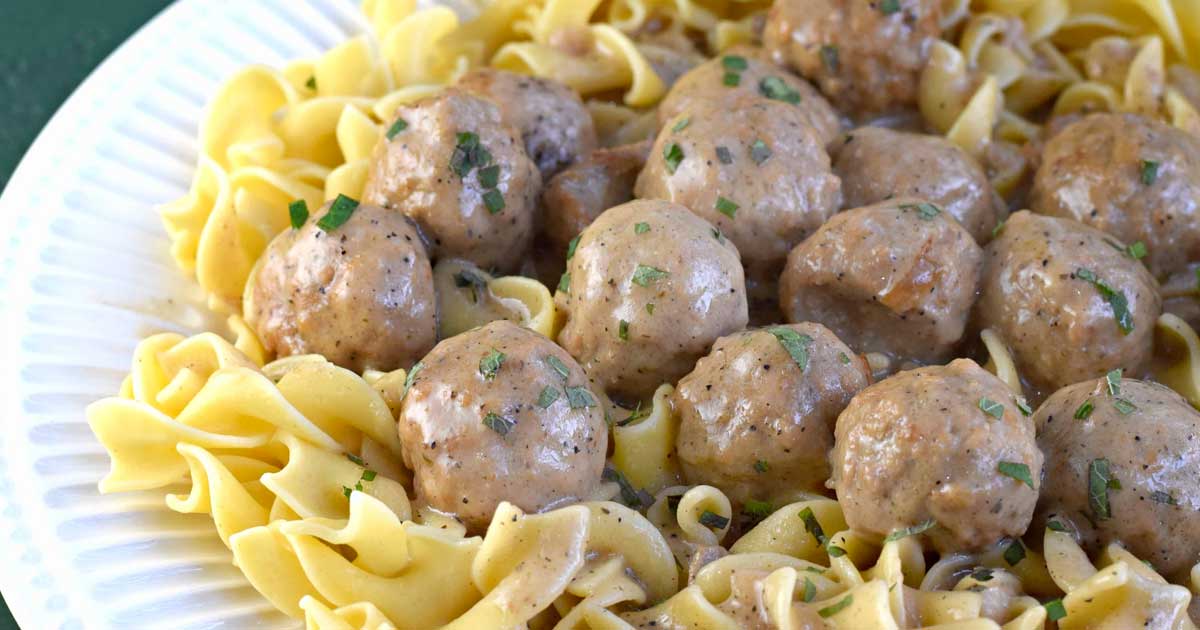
[87,0,1200,628]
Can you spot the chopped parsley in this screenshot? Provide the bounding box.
[1113,397,1137,415]
[1074,399,1094,420]
[617,402,649,426]
[482,189,505,214]
[743,500,773,523]
[479,348,505,381]
[558,272,571,294]
[346,453,366,466]
[316,194,360,232]
[1003,538,1026,566]
[820,45,840,72]
[400,361,422,402]
[970,568,994,582]
[900,202,941,220]
[716,196,739,218]
[632,264,669,287]
[537,386,560,409]
[716,145,733,164]
[699,510,730,530]
[618,319,629,341]
[1075,267,1133,334]
[1016,397,1032,416]
[566,235,580,260]
[478,164,500,189]
[634,222,650,234]
[801,577,817,602]
[482,412,515,436]
[838,352,852,365]
[978,397,1004,419]
[750,139,771,164]
[992,219,1006,238]
[1140,159,1160,185]
[722,71,741,86]
[883,518,936,543]
[672,117,691,133]
[998,461,1035,489]
[646,303,656,315]
[1150,490,1178,505]
[1088,458,1118,520]
[754,459,770,473]
[663,142,684,174]
[545,355,570,380]
[306,76,317,90]
[879,0,901,15]
[1044,598,1067,622]
[450,131,492,178]
[768,327,812,372]
[361,470,377,481]
[1126,241,1147,259]
[721,55,748,72]
[386,117,408,140]
[1106,368,1122,396]
[799,506,828,545]
[602,467,648,509]
[818,595,853,618]
[759,76,801,104]
[288,199,309,229]
[827,545,847,558]
[565,386,596,409]
[1047,520,1070,532]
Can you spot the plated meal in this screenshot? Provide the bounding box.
[81,0,1200,628]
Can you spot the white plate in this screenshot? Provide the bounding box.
[0,1,369,627]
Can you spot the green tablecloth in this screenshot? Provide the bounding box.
[0,1,175,626]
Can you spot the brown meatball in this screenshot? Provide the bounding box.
[458,68,597,180]
[556,200,748,403]
[779,198,983,364]
[832,126,1002,242]
[362,88,541,272]
[636,94,842,292]
[1030,112,1200,279]
[398,321,607,532]
[763,0,942,118]
[1032,378,1200,581]
[542,141,651,254]
[832,359,1042,552]
[975,211,1162,398]
[247,201,436,373]
[657,47,842,147]
[674,323,871,505]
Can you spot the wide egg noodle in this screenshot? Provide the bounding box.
[432,258,559,340]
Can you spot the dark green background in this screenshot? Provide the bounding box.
[0,1,175,626]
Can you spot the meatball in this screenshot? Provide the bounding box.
[974,211,1162,398]
[636,93,842,293]
[542,141,651,254]
[362,88,541,272]
[398,321,607,532]
[247,200,436,373]
[674,323,871,505]
[832,359,1042,552]
[458,68,597,180]
[1032,378,1200,581]
[1030,112,1200,279]
[779,198,983,364]
[556,199,748,403]
[763,0,942,118]
[657,47,842,147]
[831,126,1002,242]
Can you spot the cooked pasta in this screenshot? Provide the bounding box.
[86,0,1200,627]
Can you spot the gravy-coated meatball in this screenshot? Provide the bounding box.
[657,47,842,147]
[247,201,436,372]
[764,0,942,118]
[542,141,651,253]
[636,94,842,288]
[363,88,541,272]
[779,198,983,364]
[557,200,748,403]
[975,211,1162,397]
[398,321,607,532]
[832,126,1002,242]
[1030,112,1200,278]
[674,323,871,505]
[459,68,597,180]
[832,359,1042,552]
[1033,378,1200,581]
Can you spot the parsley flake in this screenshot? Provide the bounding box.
[1047,520,1070,532]
[743,500,773,523]
[1003,538,1026,566]
[1016,397,1032,416]
[879,0,901,14]
[979,397,1004,419]
[602,467,648,509]
[754,459,770,473]
[971,568,994,582]
[306,76,317,90]
[1044,598,1067,622]
[618,319,629,341]
[801,577,817,602]
[883,518,936,542]
[483,412,515,436]
[400,361,422,402]
[1076,267,1134,334]
[289,199,309,229]
[1113,398,1137,415]
[664,142,684,174]
[716,145,733,164]
[386,118,409,140]
[716,196,739,218]
[820,45,840,72]
[635,222,650,234]
[672,117,691,133]
[998,461,1035,489]
[450,131,492,178]
[768,327,813,372]
[632,264,669,287]
[361,470,377,481]
[316,194,360,232]
[482,189,505,214]
[699,510,730,530]
[799,506,828,545]
[1127,241,1147,259]
[545,355,570,380]
[558,272,571,294]
[722,55,748,72]
[479,348,506,381]
[827,545,847,558]
[818,595,853,618]
[537,386,560,409]
[1150,490,1178,505]
[750,139,771,164]
[1074,399,1094,420]
[759,76,801,104]
[646,303,656,315]
[478,164,500,189]
[1106,368,1122,396]
[566,235,580,260]
[838,352,852,365]
[1088,458,1118,520]
[1140,159,1160,185]
[347,453,366,466]
[565,386,596,409]
[722,71,741,86]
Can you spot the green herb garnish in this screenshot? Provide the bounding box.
[820,45,840,72]
[716,196,739,219]
[1047,520,1070,532]
[479,349,506,381]
[1044,598,1067,622]
[759,76,801,104]
[1114,398,1137,414]
[618,319,629,341]
[289,199,309,229]
[716,145,733,164]
[386,117,409,140]
[1016,397,1032,416]
[672,117,691,133]
[722,55,748,72]
[722,71,741,86]
[558,272,570,294]
[537,386,560,409]
[400,361,423,402]
[750,139,771,164]
[646,303,656,315]
[566,235,580,260]
[482,189,505,214]
[1076,267,1134,334]
[316,194,360,232]
[979,397,1004,419]
[632,264,669,287]
[635,222,650,234]
[799,506,828,545]
[699,510,730,530]
[1140,159,1160,185]
[1106,368,1122,396]
[1088,458,1118,520]
[743,500,773,522]
[826,545,847,558]
[1003,538,1026,566]
[545,355,570,380]
[883,518,936,543]
[754,460,770,473]
[998,461,1035,489]
[478,164,500,189]
[306,76,317,90]
[663,142,684,174]
[347,453,366,466]
[483,412,515,436]
[1074,399,1094,419]
[971,568,994,582]
[818,595,853,618]
[602,467,647,509]
[768,327,812,372]
[879,0,901,14]
[565,386,596,409]
[801,577,817,602]
[450,131,492,178]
